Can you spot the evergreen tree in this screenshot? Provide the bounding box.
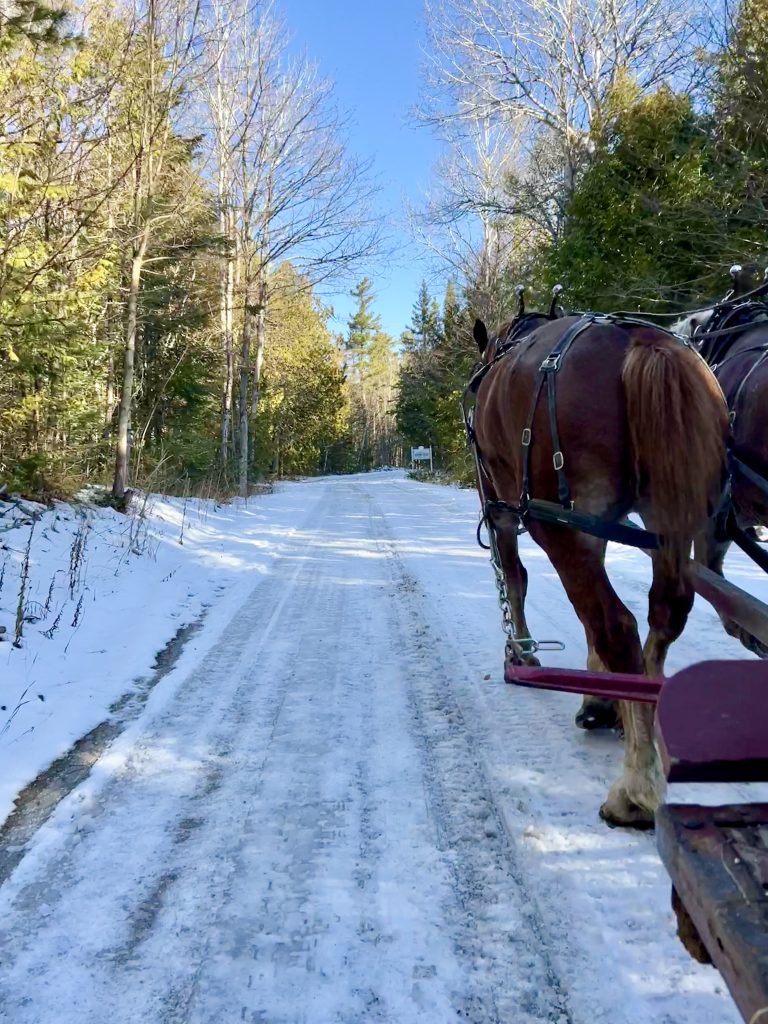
[546,80,722,310]
[711,0,768,265]
[342,279,396,469]
[407,281,441,352]
[345,278,381,378]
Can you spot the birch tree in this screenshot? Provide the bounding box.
[203,1,380,496]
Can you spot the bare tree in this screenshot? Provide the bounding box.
[202,0,247,469]
[410,115,532,322]
[202,1,381,496]
[423,0,711,235]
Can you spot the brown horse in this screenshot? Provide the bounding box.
[472,310,727,827]
[676,293,768,655]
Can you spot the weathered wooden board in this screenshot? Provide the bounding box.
[657,803,768,1024]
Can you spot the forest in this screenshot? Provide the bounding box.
[1,0,766,498]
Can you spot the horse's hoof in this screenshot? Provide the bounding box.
[575,699,619,731]
[599,800,655,831]
[504,652,541,673]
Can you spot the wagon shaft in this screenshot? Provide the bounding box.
[505,663,662,702]
[690,563,768,648]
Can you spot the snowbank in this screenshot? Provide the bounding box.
[0,483,318,828]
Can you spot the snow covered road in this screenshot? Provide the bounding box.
[0,472,761,1023]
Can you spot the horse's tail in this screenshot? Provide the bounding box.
[621,331,727,566]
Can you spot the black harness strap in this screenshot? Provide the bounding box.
[521,315,595,507]
[726,511,768,574]
[525,499,660,549]
[726,346,768,429]
[698,302,768,365]
[520,374,545,505]
[728,448,768,502]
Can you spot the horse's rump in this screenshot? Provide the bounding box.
[475,317,631,512]
[474,318,727,560]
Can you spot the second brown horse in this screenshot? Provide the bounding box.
[472,312,727,828]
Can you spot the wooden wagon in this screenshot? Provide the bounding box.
[506,565,768,1022]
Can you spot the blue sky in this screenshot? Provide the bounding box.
[280,0,443,339]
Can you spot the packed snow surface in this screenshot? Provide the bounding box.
[0,471,764,1023]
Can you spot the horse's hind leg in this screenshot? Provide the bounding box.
[538,528,657,828]
[643,548,695,677]
[575,641,621,731]
[599,546,693,828]
[602,700,660,830]
[495,525,540,667]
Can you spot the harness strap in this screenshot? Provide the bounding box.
[525,500,660,549]
[726,511,768,574]
[484,497,660,550]
[536,316,595,507]
[726,347,768,428]
[715,343,768,372]
[728,448,768,501]
[520,373,545,504]
[546,373,569,505]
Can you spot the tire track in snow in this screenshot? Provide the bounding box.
[361,486,573,1024]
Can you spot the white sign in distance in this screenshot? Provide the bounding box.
[411,446,432,461]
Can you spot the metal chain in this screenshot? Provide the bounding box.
[485,517,533,664]
[464,364,563,665]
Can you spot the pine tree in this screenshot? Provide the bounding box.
[407,281,441,352]
[712,0,768,262]
[345,278,381,378]
[545,80,721,310]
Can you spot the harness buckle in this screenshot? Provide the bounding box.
[540,353,561,372]
[521,428,532,446]
[553,451,564,471]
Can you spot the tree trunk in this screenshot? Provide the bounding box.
[104,349,116,440]
[238,276,255,498]
[113,238,147,499]
[250,269,268,418]
[220,209,235,466]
